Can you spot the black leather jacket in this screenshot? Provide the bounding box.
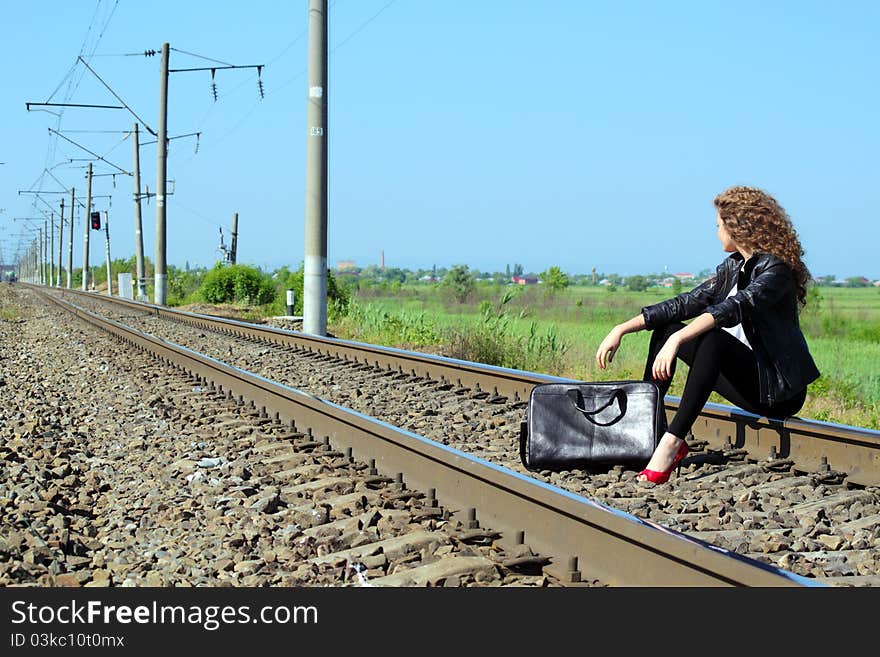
[641,252,820,405]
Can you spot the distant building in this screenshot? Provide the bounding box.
[337,260,357,271]
[512,275,538,285]
[673,272,693,280]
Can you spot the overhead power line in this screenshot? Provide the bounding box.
[332,0,398,52]
[76,56,156,135]
[47,127,132,175]
[169,47,233,67]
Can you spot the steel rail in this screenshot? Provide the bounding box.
[42,289,817,587]
[46,287,880,487]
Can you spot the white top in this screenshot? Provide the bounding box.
[721,273,752,350]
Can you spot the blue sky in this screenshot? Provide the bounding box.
[1,1,877,279]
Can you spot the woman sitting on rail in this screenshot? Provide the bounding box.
[595,185,820,485]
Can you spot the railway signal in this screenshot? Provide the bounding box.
[90,211,101,230]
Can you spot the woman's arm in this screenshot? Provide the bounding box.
[705,259,792,328]
[596,313,646,369]
[597,309,717,375]
[641,274,719,330]
[651,312,716,380]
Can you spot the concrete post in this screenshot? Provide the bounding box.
[68,187,74,288]
[133,123,147,300]
[83,163,92,291]
[104,212,112,296]
[155,42,169,305]
[303,0,328,336]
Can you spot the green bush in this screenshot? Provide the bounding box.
[168,266,206,305]
[443,291,570,371]
[276,264,351,318]
[339,301,440,345]
[199,264,275,305]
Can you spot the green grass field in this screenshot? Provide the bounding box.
[331,283,880,430]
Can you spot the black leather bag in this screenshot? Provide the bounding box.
[519,380,664,471]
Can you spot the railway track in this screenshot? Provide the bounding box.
[6,284,880,585]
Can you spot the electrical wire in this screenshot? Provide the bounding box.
[45,59,80,104]
[169,48,233,67]
[168,198,223,229]
[32,0,121,235]
[76,56,156,135]
[332,0,397,53]
[185,0,398,158]
[180,0,338,140]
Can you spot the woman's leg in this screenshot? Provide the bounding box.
[645,324,761,435]
[667,329,757,438]
[642,322,687,434]
[672,331,810,432]
[640,326,759,480]
[638,322,698,480]
[639,325,807,480]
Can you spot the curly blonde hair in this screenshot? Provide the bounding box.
[713,185,810,307]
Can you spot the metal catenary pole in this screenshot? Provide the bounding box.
[155,43,170,305]
[83,163,92,291]
[67,187,74,288]
[132,123,147,300]
[303,0,328,336]
[104,211,112,296]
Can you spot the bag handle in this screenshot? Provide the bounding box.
[566,388,627,427]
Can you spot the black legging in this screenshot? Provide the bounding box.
[644,322,807,439]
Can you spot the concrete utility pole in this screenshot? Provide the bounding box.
[38,225,44,285]
[155,42,170,305]
[57,200,64,287]
[67,187,74,289]
[44,221,50,285]
[83,163,92,291]
[104,211,112,296]
[303,0,328,336]
[132,123,147,300]
[230,212,238,265]
[49,214,55,287]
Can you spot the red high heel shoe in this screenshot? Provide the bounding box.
[638,440,689,485]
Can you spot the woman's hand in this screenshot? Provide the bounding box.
[596,328,622,370]
[652,335,681,381]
